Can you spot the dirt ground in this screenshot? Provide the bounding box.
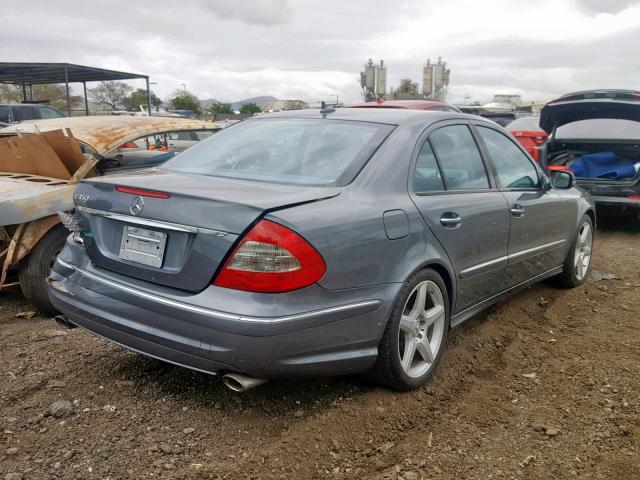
[1,214,639,480]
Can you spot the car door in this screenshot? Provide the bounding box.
[410,122,511,314]
[474,123,577,289]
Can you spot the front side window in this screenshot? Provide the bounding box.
[477,126,540,189]
[429,125,490,190]
[413,140,444,192]
[163,118,393,186]
[38,106,65,119]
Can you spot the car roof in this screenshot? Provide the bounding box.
[0,103,53,107]
[346,100,450,110]
[0,115,221,155]
[255,107,474,126]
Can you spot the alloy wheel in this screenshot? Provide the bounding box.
[398,280,446,379]
[574,221,593,281]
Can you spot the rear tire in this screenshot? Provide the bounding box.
[549,214,593,288]
[368,268,450,390]
[19,224,67,316]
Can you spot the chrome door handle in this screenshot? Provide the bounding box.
[440,213,462,228]
[510,204,525,217]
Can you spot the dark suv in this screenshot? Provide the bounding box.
[0,103,66,125]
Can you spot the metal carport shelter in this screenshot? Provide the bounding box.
[0,62,152,116]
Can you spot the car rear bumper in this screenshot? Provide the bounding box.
[48,238,398,378]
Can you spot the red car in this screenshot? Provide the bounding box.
[346,99,461,112]
[506,116,548,162]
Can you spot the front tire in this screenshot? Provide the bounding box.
[19,224,67,315]
[550,214,593,288]
[368,268,450,390]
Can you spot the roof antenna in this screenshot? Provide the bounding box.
[320,100,335,118]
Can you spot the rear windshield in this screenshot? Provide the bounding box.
[506,116,540,131]
[162,118,393,186]
[556,119,640,140]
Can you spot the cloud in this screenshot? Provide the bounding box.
[574,0,639,14]
[200,0,292,26]
[1,0,639,105]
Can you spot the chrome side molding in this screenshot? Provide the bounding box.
[460,239,566,279]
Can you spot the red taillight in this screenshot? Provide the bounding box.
[214,219,326,293]
[629,195,640,200]
[115,186,171,199]
[119,141,139,149]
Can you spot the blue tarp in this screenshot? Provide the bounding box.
[570,151,637,179]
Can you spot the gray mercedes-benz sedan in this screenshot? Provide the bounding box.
[48,108,594,391]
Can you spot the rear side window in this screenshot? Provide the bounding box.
[477,127,540,189]
[195,130,215,141]
[413,141,444,192]
[14,106,38,121]
[169,131,195,141]
[506,116,540,130]
[430,125,490,190]
[163,118,393,186]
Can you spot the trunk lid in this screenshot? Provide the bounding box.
[74,168,340,291]
[540,90,640,133]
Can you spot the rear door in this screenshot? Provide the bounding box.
[0,105,10,123]
[12,105,38,122]
[410,121,511,313]
[474,123,576,288]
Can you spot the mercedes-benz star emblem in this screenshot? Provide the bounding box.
[129,196,144,216]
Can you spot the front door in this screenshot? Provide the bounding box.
[474,124,577,288]
[410,123,511,313]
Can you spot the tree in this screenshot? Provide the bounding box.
[208,102,234,114]
[122,88,161,112]
[0,83,83,112]
[239,102,261,115]
[170,91,202,115]
[32,84,83,111]
[0,84,22,103]
[88,81,133,110]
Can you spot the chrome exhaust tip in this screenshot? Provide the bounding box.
[222,373,267,392]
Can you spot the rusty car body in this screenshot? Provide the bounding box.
[0,116,221,313]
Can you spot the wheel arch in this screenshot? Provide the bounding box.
[399,259,456,319]
[584,208,596,229]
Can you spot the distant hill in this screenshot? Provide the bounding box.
[230,96,278,111]
[200,98,219,110]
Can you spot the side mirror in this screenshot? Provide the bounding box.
[549,170,575,189]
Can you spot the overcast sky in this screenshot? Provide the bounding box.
[2,0,640,104]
